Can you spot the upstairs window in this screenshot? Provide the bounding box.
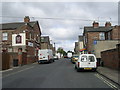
[108,32,111,40]
[41,37,44,42]
[2,32,8,40]
[99,32,105,40]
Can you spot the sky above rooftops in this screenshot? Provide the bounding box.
[1,1,119,52]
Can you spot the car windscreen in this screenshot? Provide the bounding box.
[73,56,79,58]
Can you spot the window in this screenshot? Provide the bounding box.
[81,56,87,62]
[41,37,44,42]
[99,32,105,40]
[16,35,22,44]
[88,56,95,62]
[8,48,12,52]
[108,32,111,40]
[30,33,32,40]
[2,32,8,40]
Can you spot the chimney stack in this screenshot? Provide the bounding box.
[93,21,99,28]
[24,16,30,23]
[105,22,111,27]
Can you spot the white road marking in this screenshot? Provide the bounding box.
[0,69,13,73]
[95,74,118,89]
[3,66,35,78]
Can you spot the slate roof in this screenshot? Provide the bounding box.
[84,26,113,33]
[0,21,37,30]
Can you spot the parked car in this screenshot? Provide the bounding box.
[75,54,97,72]
[71,55,79,64]
[67,52,72,59]
[38,49,54,64]
[64,55,68,58]
[53,56,58,60]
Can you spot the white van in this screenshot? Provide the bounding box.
[75,54,97,72]
[38,49,54,64]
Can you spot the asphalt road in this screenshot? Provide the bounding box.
[2,58,116,89]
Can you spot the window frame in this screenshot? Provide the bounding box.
[2,32,8,41]
[99,32,105,40]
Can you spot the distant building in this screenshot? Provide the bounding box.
[74,42,79,54]
[40,36,56,55]
[74,35,84,54]
[40,36,50,49]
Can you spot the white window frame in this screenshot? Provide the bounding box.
[2,32,8,40]
[99,32,105,40]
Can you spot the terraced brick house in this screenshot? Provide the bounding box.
[1,16,41,65]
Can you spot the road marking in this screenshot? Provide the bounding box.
[95,74,118,89]
[3,66,35,78]
[0,69,13,73]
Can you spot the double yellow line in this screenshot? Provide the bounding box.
[95,74,118,90]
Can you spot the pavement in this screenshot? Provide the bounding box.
[97,66,120,86]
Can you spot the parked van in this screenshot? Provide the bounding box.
[38,49,54,64]
[75,54,97,72]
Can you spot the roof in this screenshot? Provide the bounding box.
[0,21,37,30]
[84,26,113,33]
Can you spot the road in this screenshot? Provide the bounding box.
[2,58,117,89]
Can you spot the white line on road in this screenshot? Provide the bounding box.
[0,69,13,73]
[95,74,118,89]
[3,66,35,78]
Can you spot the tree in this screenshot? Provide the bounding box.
[57,47,67,56]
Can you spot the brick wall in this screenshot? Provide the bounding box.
[87,32,100,52]
[41,43,49,49]
[111,26,120,40]
[101,47,120,70]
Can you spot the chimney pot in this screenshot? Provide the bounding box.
[24,16,30,23]
[105,22,111,27]
[93,21,99,28]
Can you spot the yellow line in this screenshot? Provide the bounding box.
[95,74,118,89]
[3,66,34,78]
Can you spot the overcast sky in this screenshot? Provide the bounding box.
[1,1,119,52]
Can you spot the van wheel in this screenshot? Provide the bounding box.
[94,69,97,72]
[93,68,97,72]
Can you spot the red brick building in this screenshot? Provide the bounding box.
[83,21,118,53]
[1,16,41,65]
[105,25,120,40]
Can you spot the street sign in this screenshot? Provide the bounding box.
[93,40,97,45]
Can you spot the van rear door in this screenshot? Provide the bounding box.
[87,55,96,68]
[80,55,88,68]
[39,50,48,60]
